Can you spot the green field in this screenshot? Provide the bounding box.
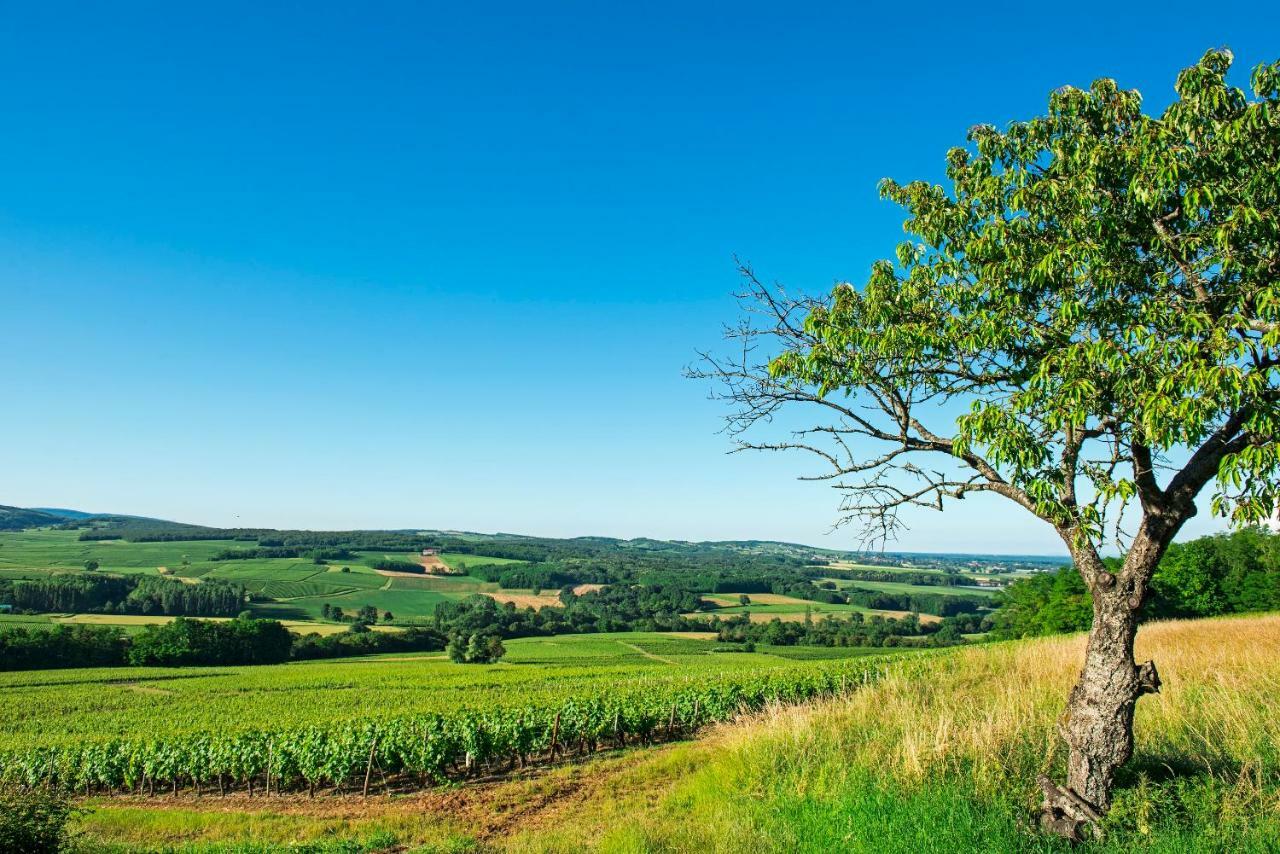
[701,593,943,622]
[0,530,245,575]
[0,530,546,626]
[1,530,995,632]
[0,632,899,751]
[827,578,1000,597]
[47,616,1280,854]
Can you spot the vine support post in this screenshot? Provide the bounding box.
[363,737,379,798]
[548,712,561,759]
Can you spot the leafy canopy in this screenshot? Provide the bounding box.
[766,49,1280,548]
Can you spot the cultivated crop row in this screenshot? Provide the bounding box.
[0,657,896,796]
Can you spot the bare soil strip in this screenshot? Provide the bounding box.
[616,640,675,665]
[81,742,695,844]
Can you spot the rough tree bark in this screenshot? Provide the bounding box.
[1039,521,1179,840]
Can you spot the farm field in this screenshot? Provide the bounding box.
[2,530,989,634]
[0,531,245,575]
[824,578,999,597]
[0,631,902,751]
[699,594,942,623]
[59,615,1280,853]
[0,529,563,626]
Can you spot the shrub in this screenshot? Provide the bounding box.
[0,785,77,853]
[448,632,506,664]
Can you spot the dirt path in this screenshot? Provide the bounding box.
[81,742,697,846]
[616,640,675,665]
[419,554,451,573]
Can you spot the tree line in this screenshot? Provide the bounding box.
[988,527,1280,639]
[0,574,245,617]
[715,610,984,648]
[0,617,450,671]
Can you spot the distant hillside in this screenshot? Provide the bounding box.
[30,507,97,520]
[0,506,63,531]
[0,505,200,535]
[5,504,1068,569]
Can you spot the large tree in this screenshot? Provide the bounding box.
[694,49,1279,838]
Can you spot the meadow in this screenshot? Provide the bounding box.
[63,614,1278,852]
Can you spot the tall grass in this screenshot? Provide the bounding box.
[526,614,1280,853]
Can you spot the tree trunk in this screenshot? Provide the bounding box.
[1039,558,1163,840]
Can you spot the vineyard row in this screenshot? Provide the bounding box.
[0,657,905,796]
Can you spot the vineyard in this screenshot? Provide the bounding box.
[0,652,907,797]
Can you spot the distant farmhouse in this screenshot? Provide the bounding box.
[421,547,440,557]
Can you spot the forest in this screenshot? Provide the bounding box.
[989,527,1280,638]
[0,574,245,617]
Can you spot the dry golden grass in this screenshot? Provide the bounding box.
[503,614,1280,851]
[482,591,564,610]
[705,593,812,606]
[714,614,1280,798]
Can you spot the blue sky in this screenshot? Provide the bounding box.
[2,2,1275,553]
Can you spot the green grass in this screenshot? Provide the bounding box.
[0,529,244,576]
[438,551,524,571]
[0,613,52,626]
[834,578,999,597]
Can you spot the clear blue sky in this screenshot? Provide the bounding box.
[2,2,1274,553]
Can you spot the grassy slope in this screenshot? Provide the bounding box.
[512,613,1280,853]
[71,614,1280,852]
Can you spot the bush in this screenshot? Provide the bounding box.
[447,632,506,664]
[0,785,77,853]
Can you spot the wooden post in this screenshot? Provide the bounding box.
[692,697,700,729]
[363,737,379,798]
[549,711,561,759]
[265,742,273,797]
[668,702,677,737]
